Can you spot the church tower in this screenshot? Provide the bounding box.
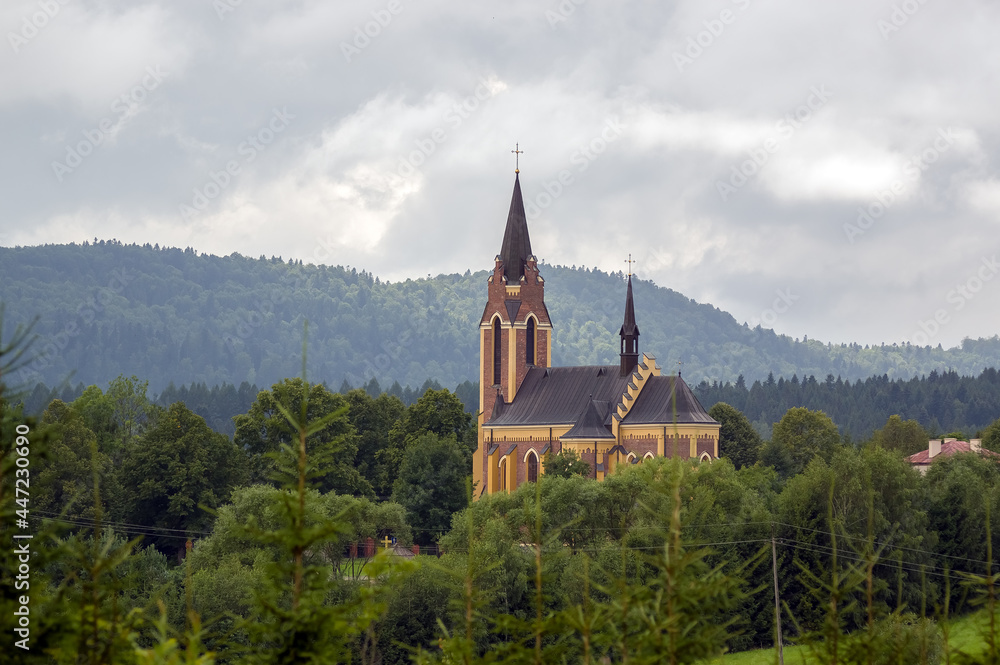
[477,172,553,425]
[619,273,640,376]
[471,170,721,499]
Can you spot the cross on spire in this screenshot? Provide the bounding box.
[625,253,636,277]
[511,143,524,173]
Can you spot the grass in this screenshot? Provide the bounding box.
[706,643,805,664]
[706,610,995,664]
[948,609,993,657]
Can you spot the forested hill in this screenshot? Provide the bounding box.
[2,241,999,394]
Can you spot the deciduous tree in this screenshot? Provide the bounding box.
[870,414,927,456]
[764,407,841,477]
[119,402,247,555]
[543,449,591,478]
[375,388,472,496]
[981,416,1000,453]
[35,399,113,523]
[392,432,468,546]
[709,402,762,469]
[233,378,372,497]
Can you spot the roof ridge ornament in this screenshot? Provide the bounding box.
[625,253,635,277]
[511,142,523,174]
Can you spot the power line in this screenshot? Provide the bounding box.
[29,511,209,541]
[29,509,1000,579]
[772,521,999,569]
[777,540,981,580]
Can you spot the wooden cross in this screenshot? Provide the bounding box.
[511,143,524,173]
[625,253,636,277]
[382,535,392,550]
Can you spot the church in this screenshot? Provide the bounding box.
[473,169,721,497]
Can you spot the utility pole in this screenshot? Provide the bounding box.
[772,523,784,665]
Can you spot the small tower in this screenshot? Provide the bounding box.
[619,273,640,376]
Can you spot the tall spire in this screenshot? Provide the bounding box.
[498,173,532,281]
[620,273,640,376]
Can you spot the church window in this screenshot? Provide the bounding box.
[499,457,507,490]
[526,450,538,482]
[493,318,502,385]
[526,317,536,365]
[643,452,655,462]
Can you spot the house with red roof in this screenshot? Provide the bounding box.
[907,438,998,474]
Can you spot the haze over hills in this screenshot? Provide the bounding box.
[2,241,999,395]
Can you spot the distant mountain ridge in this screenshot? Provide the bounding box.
[1,241,999,394]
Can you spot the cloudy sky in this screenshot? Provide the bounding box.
[3,0,999,349]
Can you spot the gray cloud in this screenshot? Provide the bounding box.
[3,0,999,349]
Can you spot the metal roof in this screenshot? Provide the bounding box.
[562,399,616,440]
[624,375,718,425]
[486,366,631,426]
[498,174,532,282]
[485,367,717,428]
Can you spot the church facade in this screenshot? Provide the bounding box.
[472,172,721,497]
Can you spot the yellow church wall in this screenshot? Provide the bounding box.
[477,420,720,496]
[619,423,719,458]
[487,445,500,494]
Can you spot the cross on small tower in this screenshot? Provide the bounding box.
[625,253,636,277]
[511,143,524,173]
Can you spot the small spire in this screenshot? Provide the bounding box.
[620,273,638,337]
[511,143,523,174]
[619,272,640,376]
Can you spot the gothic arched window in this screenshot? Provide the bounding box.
[526,450,538,482]
[526,317,536,365]
[493,318,502,385]
[499,457,507,490]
